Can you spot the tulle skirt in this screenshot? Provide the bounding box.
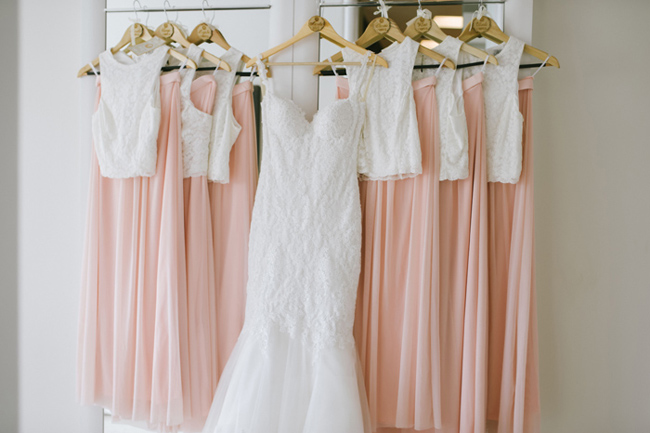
[201,327,371,433]
[486,77,540,433]
[208,81,259,379]
[77,72,186,431]
[177,75,218,432]
[336,75,443,431]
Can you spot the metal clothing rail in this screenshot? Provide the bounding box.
[318,62,548,75]
[84,63,547,76]
[85,66,260,75]
[319,1,505,8]
[104,5,271,13]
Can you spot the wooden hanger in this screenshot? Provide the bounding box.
[404,16,498,65]
[314,16,454,75]
[458,14,559,68]
[187,0,251,65]
[246,16,389,73]
[155,21,231,71]
[77,22,198,78]
[188,23,251,65]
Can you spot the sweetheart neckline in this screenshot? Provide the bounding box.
[264,89,358,127]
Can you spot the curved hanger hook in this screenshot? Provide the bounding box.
[201,0,216,25]
[132,0,143,22]
[162,0,178,23]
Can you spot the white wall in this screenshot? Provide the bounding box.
[0,0,19,430]
[532,1,650,432]
[16,1,103,432]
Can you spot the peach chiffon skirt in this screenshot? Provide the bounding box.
[486,77,541,433]
[434,72,489,433]
[178,75,218,432]
[78,72,187,431]
[337,75,443,432]
[208,80,259,379]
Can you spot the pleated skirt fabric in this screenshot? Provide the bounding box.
[432,72,489,433]
[486,77,541,433]
[77,71,186,431]
[208,80,259,379]
[337,75,443,432]
[177,75,218,432]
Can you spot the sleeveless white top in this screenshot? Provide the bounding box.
[92,45,169,178]
[412,36,469,181]
[343,37,422,180]
[206,48,243,183]
[178,44,214,178]
[466,36,525,183]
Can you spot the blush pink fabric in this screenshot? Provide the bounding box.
[78,72,186,431]
[430,72,489,433]
[486,77,541,433]
[177,75,218,432]
[336,75,443,432]
[208,80,259,378]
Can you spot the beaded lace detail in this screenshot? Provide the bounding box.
[412,36,469,181]
[243,62,372,354]
[178,44,214,178]
[92,45,169,178]
[462,36,525,183]
[207,48,243,183]
[343,37,423,181]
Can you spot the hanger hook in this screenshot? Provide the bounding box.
[163,0,173,22]
[201,0,215,25]
[143,5,150,27]
[132,0,143,22]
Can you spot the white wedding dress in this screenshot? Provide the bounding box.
[201,58,387,433]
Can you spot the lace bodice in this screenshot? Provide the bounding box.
[243,63,372,353]
[412,36,469,181]
[206,48,243,183]
[178,44,214,178]
[343,37,422,180]
[92,45,169,178]
[462,36,525,183]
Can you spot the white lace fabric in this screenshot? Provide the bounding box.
[343,37,423,181]
[412,36,469,181]
[244,64,368,353]
[463,36,525,183]
[177,44,214,178]
[206,47,243,183]
[92,45,169,178]
[200,60,380,433]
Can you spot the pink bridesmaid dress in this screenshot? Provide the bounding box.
[486,75,541,433]
[78,71,186,431]
[177,68,218,431]
[336,73,443,432]
[208,78,259,378]
[433,66,489,433]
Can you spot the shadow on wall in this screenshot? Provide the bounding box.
[0,0,19,432]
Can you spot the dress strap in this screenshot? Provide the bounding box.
[327,56,340,77]
[361,52,377,102]
[255,56,273,91]
[480,54,490,73]
[89,62,99,76]
[248,64,257,82]
[178,58,189,72]
[435,57,448,77]
[531,55,550,78]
